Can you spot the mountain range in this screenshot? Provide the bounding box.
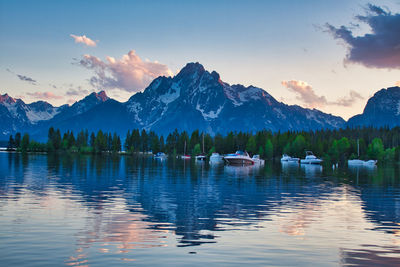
[1,63,399,141]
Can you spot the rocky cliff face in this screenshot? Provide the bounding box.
[347,86,400,128]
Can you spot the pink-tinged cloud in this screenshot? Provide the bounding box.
[396,81,400,87]
[281,80,327,108]
[70,34,97,47]
[77,50,173,92]
[26,91,63,100]
[282,80,363,108]
[334,90,364,107]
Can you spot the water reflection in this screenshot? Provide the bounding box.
[1,152,400,266]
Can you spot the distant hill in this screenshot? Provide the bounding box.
[347,87,400,128]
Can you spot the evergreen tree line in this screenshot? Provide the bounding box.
[7,127,121,153]
[6,126,400,164]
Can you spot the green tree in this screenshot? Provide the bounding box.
[292,135,306,157]
[258,146,264,158]
[14,132,21,148]
[367,138,384,160]
[21,133,30,152]
[246,136,257,154]
[192,143,201,155]
[265,139,273,159]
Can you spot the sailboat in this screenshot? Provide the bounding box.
[181,140,191,159]
[195,133,206,161]
[348,139,377,166]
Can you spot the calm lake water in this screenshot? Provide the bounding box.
[1,152,400,266]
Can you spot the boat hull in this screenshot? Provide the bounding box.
[224,157,254,166]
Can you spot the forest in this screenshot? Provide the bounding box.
[6,126,400,164]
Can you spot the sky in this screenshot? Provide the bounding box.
[0,0,399,120]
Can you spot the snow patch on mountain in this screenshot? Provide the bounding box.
[127,102,143,124]
[223,84,242,106]
[238,86,262,102]
[2,102,19,118]
[397,101,400,115]
[273,108,286,119]
[158,83,181,105]
[196,103,223,120]
[26,108,59,123]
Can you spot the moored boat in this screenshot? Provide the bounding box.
[347,139,377,166]
[195,154,206,161]
[300,151,323,164]
[209,152,223,163]
[154,152,166,158]
[252,155,265,165]
[280,154,300,162]
[224,151,254,166]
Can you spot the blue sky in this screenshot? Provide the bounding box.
[0,0,399,119]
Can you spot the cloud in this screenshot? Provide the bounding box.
[325,4,400,69]
[281,80,327,108]
[17,74,37,85]
[65,87,90,96]
[26,91,63,100]
[70,34,97,47]
[6,68,37,85]
[334,90,364,107]
[281,80,363,108]
[396,81,400,87]
[76,50,173,92]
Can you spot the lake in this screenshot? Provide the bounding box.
[1,152,400,266]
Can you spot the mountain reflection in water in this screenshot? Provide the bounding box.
[0,153,400,266]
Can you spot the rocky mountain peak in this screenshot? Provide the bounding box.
[0,93,16,104]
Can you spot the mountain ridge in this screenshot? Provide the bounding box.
[1,63,399,141]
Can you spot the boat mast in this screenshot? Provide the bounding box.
[184,140,186,155]
[202,133,205,154]
[357,139,359,158]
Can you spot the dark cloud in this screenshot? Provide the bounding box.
[17,74,37,84]
[326,4,400,69]
[6,68,37,85]
[65,87,89,96]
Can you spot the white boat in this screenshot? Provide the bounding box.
[280,154,300,162]
[347,159,364,165]
[363,160,377,166]
[154,152,166,158]
[195,154,206,161]
[224,151,254,166]
[300,151,323,164]
[347,140,378,166]
[348,159,378,166]
[209,153,223,163]
[195,134,207,161]
[252,155,265,165]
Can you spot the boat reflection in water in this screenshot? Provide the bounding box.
[224,164,264,177]
[300,163,323,177]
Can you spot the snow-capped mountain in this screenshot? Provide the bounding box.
[347,86,400,128]
[0,94,60,137]
[124,62,345,135]
[1,63,348,140]
[0,91,110,139]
